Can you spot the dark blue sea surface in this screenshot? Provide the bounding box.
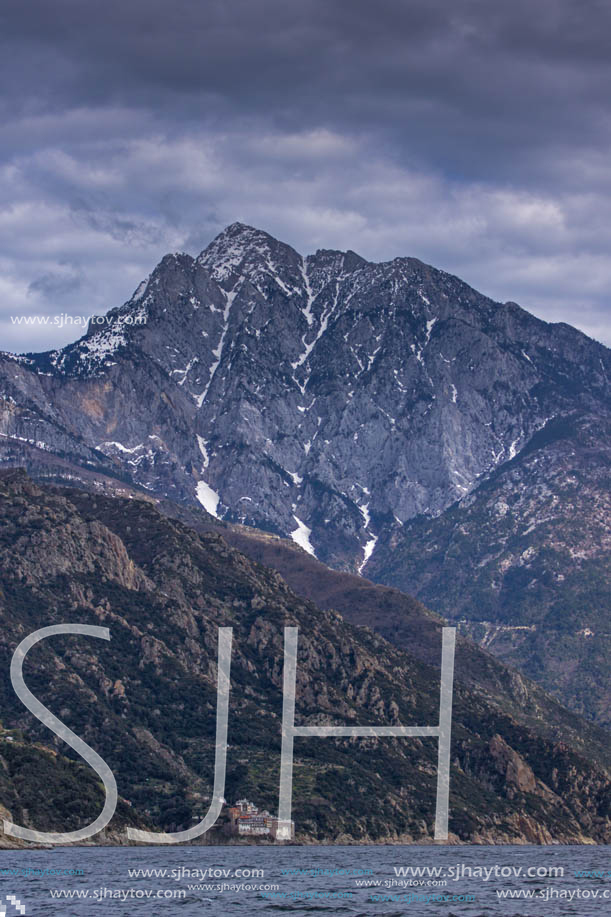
[0,845,609,916]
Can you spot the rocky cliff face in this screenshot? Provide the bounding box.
[369,411,611,725]
[0,470,609,844]
[0,222,609,722]
[1,223,609,562]
[200,517,611,770]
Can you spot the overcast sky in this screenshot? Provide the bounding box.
[1,0,610,351]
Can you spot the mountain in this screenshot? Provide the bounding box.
[0,470,609,845]
[199,518,611,764]
[0,736,144,847]
[0,222,609,722]
[368,411,611,725]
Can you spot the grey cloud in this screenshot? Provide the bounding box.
[3,1,611,174]
[0,0,609,350]
[28,263,84,298]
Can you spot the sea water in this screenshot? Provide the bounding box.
[0,844,609,915]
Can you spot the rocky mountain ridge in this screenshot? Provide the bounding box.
[0,470,609,845]
[0,222,609,723]
[369,410,611,725]
[2,222,609,566]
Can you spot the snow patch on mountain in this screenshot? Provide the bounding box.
[358,535,378,574]
[197,435,210,468]
[290,515,315,556]
[357,501,378,573]
[195,287,238,408]
[196,480,220,517]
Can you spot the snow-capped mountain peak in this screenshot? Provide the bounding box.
[1,224,609,571]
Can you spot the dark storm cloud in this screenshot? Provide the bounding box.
[2,0,610,174]
[1,0,610,350]
[28,264,84,298]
